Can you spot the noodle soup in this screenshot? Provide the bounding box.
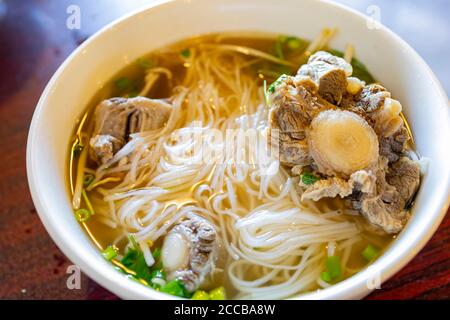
[69,31,419,299]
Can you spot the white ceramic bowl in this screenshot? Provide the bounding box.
[27,0,450,300]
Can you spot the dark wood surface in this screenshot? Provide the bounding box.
[0,0,448,300]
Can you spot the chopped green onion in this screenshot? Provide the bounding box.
[161,279,189,298]
[362,244,379,262]
[83,174,95,187]
[152,247,162,260]
[273,35,306,58]
[325,256,342,279]
[321,256,342,283]
[102,246,118,261]
[267,74,288,94]
[180,48,191,59]
[209,286,226,300]
[74,208,91,222]
[301,172,320,185]
[320,271,332,283]
[192,290,210,300]
[114,77,131,90]
[286,37,303,50]
[274,39,284,59]
[137,58,153,69]
[81,189,94,215]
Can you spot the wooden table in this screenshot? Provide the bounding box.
[0,0,448,300]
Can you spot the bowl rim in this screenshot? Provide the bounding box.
[26,0,450,300]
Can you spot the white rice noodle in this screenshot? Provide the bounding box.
[139,240,155,267]
[228,200,360,299]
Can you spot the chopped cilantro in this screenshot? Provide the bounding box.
[301,172,320,185]
[326,49,376,84]
[152,247,161,260]
[137,58,153,69]
[180,48,191,59]
[121,247,153,284]
[114,77,132,90]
